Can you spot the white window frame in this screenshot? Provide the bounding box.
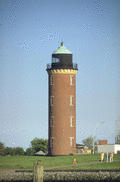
[70,137,74,147]
[70,75,73,86]
[50,96,54,106]
[70,95,74,106]
[70,116,73,127]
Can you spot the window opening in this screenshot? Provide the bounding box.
[50,137,54,149]
[50,96,54,106]
[70,137,74,147]
[70,95,74,106]
[70,116,73,127]
[50,116,54,127]
[52,57,60,63]
[70,75,73,85]
[50,75,54,85]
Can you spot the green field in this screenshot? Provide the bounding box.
[0,154,120,170]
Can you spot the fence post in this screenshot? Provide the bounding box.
[33,161,44,182]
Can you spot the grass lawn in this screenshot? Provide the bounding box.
[0,154,120,170]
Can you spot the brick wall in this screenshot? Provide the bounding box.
[48,71,77,155]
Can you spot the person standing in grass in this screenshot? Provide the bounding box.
[101,152,104,162]
[110,152,113,162]
[73,158,77,165]
[106,152,109,162]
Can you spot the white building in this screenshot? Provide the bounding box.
[97,144,120,154]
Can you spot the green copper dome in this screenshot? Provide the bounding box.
[53,42,72,54]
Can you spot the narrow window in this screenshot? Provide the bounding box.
[50,116,54,127]
[70,116,73,127]
[70,137,74,147]
[50,75,54,85]
[70,75,73,85]
[50,96,54,106]
[50,137,54,149]
[70,95,74,106]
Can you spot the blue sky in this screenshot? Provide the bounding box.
[0,0,120,149]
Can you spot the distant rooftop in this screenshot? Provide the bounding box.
[53,42,72,54]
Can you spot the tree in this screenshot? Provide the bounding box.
[5,147,24,155]
[5,147,14,155]
[0,142,5,150]
[82,136,97,151]
[5,147,16,155]
[0,142,5,156]
[25,147,35,156]
[31,138,48,153]
[15,147,24,155]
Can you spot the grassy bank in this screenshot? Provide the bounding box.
[0,154,120,170]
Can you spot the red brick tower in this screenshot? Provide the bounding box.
[46,42,78,155]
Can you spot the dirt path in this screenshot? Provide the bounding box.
[44,160,101,170]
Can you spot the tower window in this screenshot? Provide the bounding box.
[50,96,54,106]
[52,57,60,63]
[70,75,73,85]
[50,116,54,127]
[70,116,73,127]
[50,137,54,149]
[70,137,74,147]
[50,75,54,85]
[70,95,74,106]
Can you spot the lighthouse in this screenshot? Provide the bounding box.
[46,42,78,155]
